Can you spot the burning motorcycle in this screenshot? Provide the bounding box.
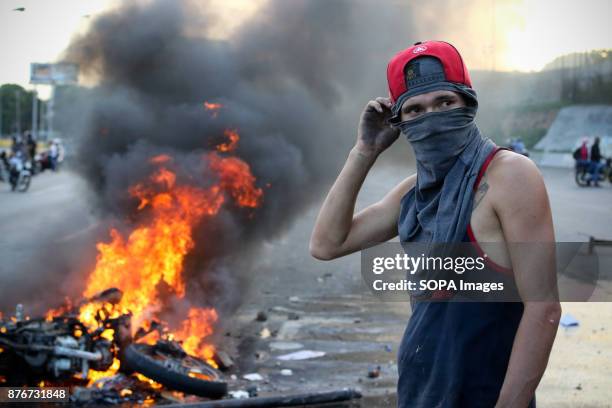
[0,289,227,399]
[0,306,114,386]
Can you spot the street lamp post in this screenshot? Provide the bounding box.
[31,87,38,139]
[15,90,21,136]
[48,87,54,140]
[0,88,3,138]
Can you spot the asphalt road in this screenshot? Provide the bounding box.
[0,163,611,407]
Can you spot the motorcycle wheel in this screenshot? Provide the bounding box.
[575,168,589,187]
[18,175,31,192]
[123,343,227,399]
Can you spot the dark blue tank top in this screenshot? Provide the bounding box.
[396,149,535,408]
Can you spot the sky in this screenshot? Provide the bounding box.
[0,0,611,98]
[494,0,612,71]
[0,0,262,98]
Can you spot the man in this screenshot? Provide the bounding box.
[49,140,59,171]
[310,41,560,407]
[589,136,604,186]
[26,132,37,162]
[573,138,589,164]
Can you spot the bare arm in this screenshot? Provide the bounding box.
[310,97,415,260]
[489,153,561,407]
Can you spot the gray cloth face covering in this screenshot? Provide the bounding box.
[396,106,496,244]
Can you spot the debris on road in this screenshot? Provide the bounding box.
[229,390,250,399]
[560,313,580,327]
[243,373,264,382]
[269,341,303,351]
[160,388,362,407]
[260,327,272,338]
[246,385,258,397]
[368,366,381,379]
[276,350,326,361]
[280,369,293,376]
[214,350,235,371]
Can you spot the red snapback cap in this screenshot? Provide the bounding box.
[387,41,473,105]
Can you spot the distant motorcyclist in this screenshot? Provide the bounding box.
[573,139,590,166]
[589,137,604,187]
[0,150,9,182]
[8,151,25,188]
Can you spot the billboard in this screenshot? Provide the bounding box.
[30,63,79,85]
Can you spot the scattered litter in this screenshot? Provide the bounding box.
[213,350,234,370]
[243,373,264,382]
[246,385,258,397]
[575,384,582,391]
[260,327,271,338]
[230,374,237,380]
[271,306,300,314]
[254,351,269,361]
[560,313,580,327]
[280,369,293,376]
[229,390,250,399]
[255,311,268,322]
[277,350,326,361]
[368,366,381,379]
[289,296,300,302]
[384,344,392,353]
[317,277,324,283]
[353,319,361,324]
[269,341,304,351]
[287,312,300,320]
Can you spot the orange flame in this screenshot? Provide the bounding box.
[174,308,218,367]
[216,129,240,153]
[74,131,262,383]
[204,101,223,118]
[150,154,172,165]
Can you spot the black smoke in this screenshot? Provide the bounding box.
[1,0,418,322]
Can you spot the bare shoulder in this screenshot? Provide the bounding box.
[487,150,544,186]
[485,150,549,210]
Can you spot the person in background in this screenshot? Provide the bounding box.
[26,132,37,161]
[588,136,604,187]
[0,150,9,182]
[11,135,24,156]
[49,140,59,171]
[573,138,590,167]
[8,150,24,187]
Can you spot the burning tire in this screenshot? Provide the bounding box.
[123,343,227,399]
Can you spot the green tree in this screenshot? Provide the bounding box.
[0,84,43,137]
